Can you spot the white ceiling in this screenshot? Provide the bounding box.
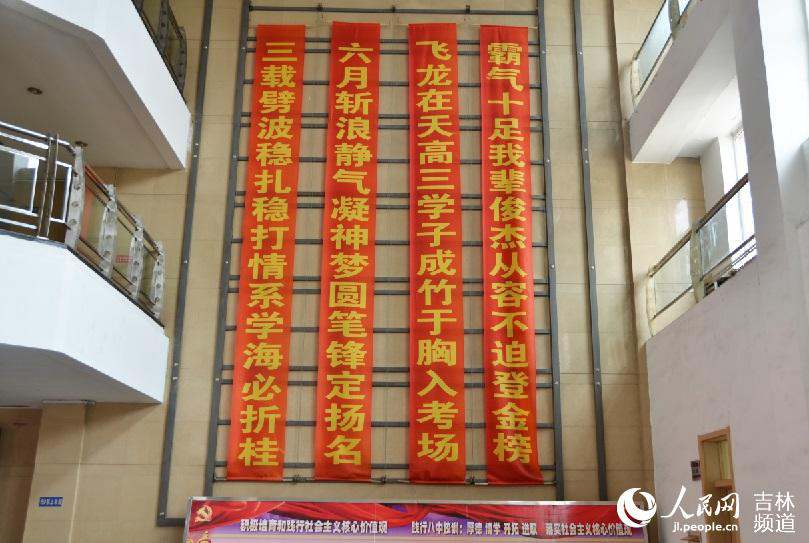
[0,1,189,168]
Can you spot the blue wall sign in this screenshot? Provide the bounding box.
[38,496,63,507]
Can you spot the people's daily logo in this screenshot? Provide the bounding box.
[617,488,657,528]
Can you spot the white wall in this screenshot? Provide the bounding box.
[646,1,809,541]
[646,258,809,541]
[0,234,169,404]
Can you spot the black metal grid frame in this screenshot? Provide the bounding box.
[202,0,564,494]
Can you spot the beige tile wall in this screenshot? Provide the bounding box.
[610,0,707,526]
[9,0,690,541]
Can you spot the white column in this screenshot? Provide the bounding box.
[731,0,809,537]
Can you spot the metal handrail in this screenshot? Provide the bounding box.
[647,175,755,326]
[0,120,165,322]
[632,0,693,98]
[131,0,187,93]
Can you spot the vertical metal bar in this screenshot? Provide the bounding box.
[156,0,214,527]
[128,216,146,298]
[203,0,250,497]
[36,134,59,238]
[572,0,608,500]
[65,146,86,248]
[98,185,118,278]
[537,0,564,499]
[689,228,704,301]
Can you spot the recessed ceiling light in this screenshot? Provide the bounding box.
[26,86,43,95]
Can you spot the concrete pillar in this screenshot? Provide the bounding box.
[21,404,88,543]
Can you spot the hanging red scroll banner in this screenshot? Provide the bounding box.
[479,25,542,484]
[407,23,466,484]
[227,25,306,480]
[314,22,381,481]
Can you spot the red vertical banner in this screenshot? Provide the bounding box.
[227,25,306,480]
[314,22,381,481]
[479,26,542,484]
[407,24,466,483]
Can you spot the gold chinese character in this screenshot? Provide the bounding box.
[491,310,528,338]
[417,64,451,86]
[417,369,458,397]
[491,340,528,368]
[246,311,284,339]
[489,251,527,278]
[248,253,286,280]
[490,281,528,308]
[416,40,451,60]
[489,169,526,194]
[418,140,454,165]
[260,64,296,87]
[238,437,279,466]
[416,338,457,366]
[338,42,373,64]
[490,196,527,222]
[325,340,366,369]
[337,67,368,89]
[417,222,455,248]
[417,193,454,219]
[254,170,290,194]
[334,142,372,167]
[487,91,523,115]
[417,114,452,138]
[257,116,293,140]
[487,42,522,66]
[248,282,284,309]
[417,249,456,276]
[490,224,527,249]
[326,372,365,400]
[335,117,371,140]
[240,404,280,433]
[241,373,282,401]
[416,400,458,429]
[489,143,525,168]
[328,281,367,308]
[417,433,458,461]
[324,435,362,465]
[252,196,289,222]
[416,88,453,112]
[486,67,523,91]
[243,342,283,370]
[330,224,369,250]
[259,90,295,114]
[331,196,370,222]
[492,370,529,398]
[330,252,369,279]
[327,310,367,337]
[255,141,292,166]
[417,278,455,306]
[492,402,529,431]
[324,403,365,432]
[335,91,373,115]
[492,432,532,463]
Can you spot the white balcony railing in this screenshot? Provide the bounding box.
[0,120,165,321]
[647,175,756,331]
[632,0,694,99]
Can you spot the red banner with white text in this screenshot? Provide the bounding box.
[479,25,542,484]
[227,25,306,480]
[314,22,381,481]
[407,23,466,484]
